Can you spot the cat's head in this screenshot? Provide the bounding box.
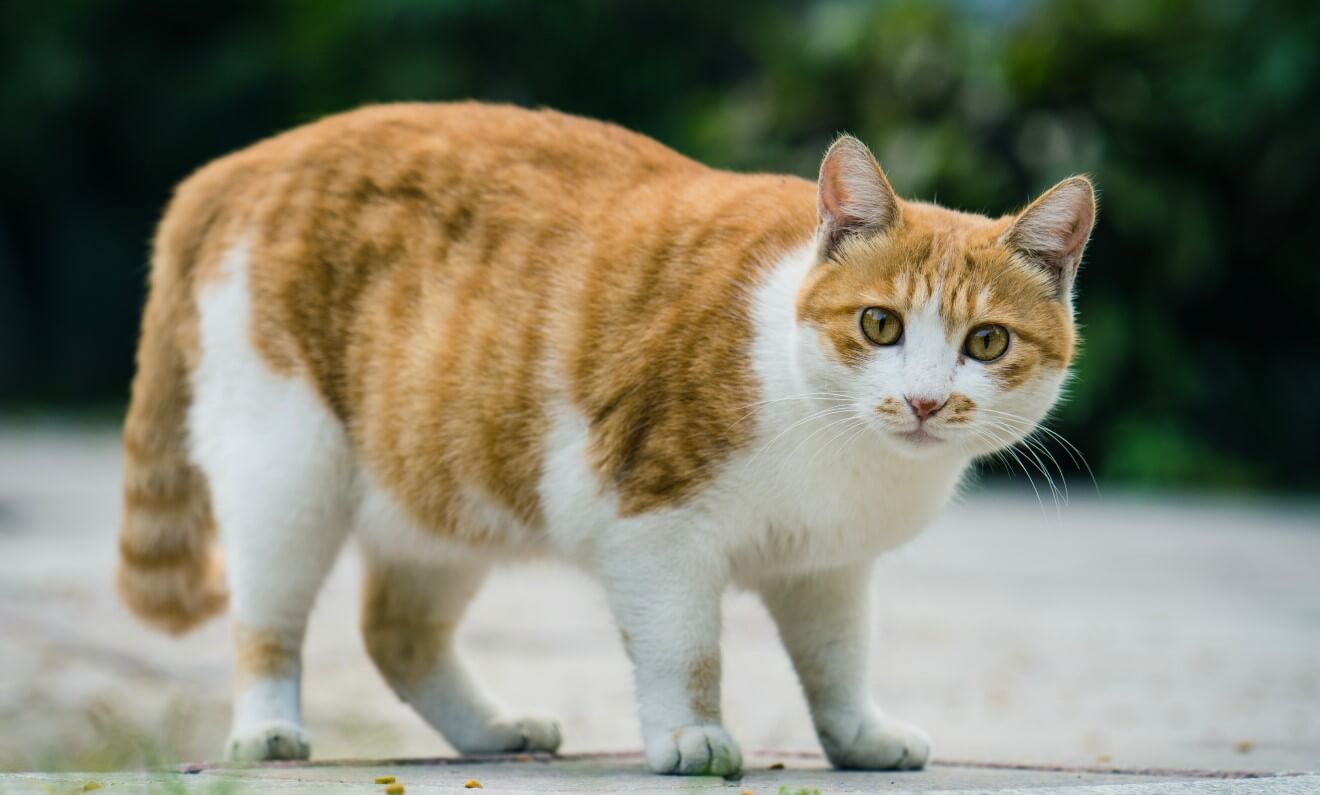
[794,135,1095,460]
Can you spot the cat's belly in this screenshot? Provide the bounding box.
[353,471,553,567]
[352,397,966,577]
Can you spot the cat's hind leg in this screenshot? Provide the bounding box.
[200,381,354,763]
[359,555,561,754]
[189,243,355,762]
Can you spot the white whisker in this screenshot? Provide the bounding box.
[975,406,1098,496]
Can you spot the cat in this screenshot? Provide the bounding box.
[117,102,1094,775]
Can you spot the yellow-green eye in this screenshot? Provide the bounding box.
[860,307,903,346]
[965,324,1010,361]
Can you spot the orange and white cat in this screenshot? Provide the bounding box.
[117,103,1094,775]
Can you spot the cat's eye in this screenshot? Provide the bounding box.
[965,324,1010,362]
[860,307,903,346]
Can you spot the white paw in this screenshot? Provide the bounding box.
[819,714,930,770]
[453,716,562,754]
[645,724,742,776]
[225,720,311,762]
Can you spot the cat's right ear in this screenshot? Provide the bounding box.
[1002,176,1096,299]
[817,135,902,261]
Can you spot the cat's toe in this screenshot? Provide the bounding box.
[510,717,561,752]
[455,716,562,754]
[225,721,311,763]
[820,715,930,770]
[645,724,742,776]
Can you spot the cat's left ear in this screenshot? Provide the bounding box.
[817,135,901,260]
[1003,176,1097,299]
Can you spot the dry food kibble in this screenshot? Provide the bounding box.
[385,784,405,795]
[82,784,103,792]
[464,779,483,788]
[375,775,397,784]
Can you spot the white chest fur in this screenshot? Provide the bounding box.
[720,242,971,579]
[716,412,966,581]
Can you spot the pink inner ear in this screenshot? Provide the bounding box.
[817,139,898,234]
[1057,189,1095,259]
[819,154,856,223]
[1013,180,1095,263]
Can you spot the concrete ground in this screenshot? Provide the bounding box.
[1,425,1317,791]
[8,753,1320,794]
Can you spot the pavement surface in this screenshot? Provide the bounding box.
[1,424,1317,791]
[7,753,1320,794]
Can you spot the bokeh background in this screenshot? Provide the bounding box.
[3,0,1318,491]
[2,0,1320,780]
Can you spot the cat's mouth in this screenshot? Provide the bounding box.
[893,427,943,446]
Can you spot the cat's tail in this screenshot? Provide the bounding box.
[117,184,228,635]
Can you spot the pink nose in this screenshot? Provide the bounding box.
[905,395,947,421]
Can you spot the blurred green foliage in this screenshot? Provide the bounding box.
[1,0,1316,491]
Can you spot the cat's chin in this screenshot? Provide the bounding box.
[882,426,954,458]
[895,427,941,445]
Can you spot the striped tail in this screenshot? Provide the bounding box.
[117,214,228,635]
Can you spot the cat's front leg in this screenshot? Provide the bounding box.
[597,532,741,777]
[759,563,930,770]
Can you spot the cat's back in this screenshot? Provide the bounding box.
[168,101,716,405]
[184,101,703,224]
[167,102,708,290]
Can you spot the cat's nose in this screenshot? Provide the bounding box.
[905,395,947,422]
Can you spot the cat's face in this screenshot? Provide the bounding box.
[794,137,1094,460]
